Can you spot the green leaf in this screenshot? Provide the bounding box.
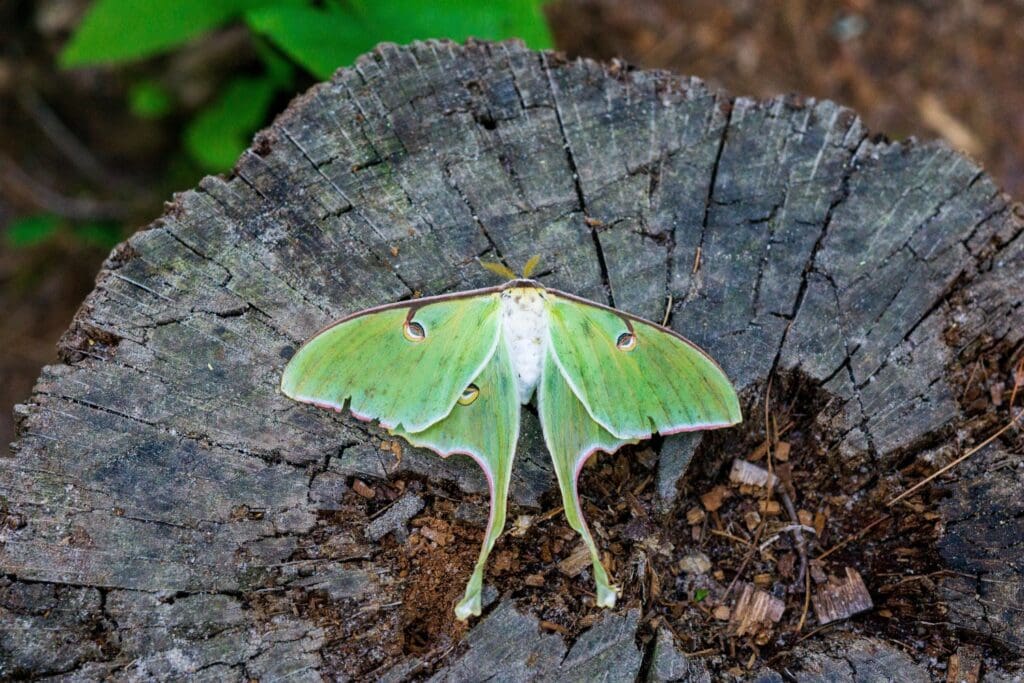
[184,76,278,171]
[356,0,554,50]
[247,0,552,79]
[60,0,287,67]
[6,215,60,248]
[694,588,709,603]
[129,80,174,119]
[245,6,369,79]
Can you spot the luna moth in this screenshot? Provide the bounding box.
[281,260,741,620]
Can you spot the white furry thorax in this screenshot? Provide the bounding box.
[500,287,549,404]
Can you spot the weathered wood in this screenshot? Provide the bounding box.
[1,39,1023,680]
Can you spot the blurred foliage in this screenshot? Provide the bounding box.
[5,215,61,248]
[60,0,552,176]
[5,215,122,250]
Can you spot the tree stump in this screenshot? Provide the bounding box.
[2,40,1022,680]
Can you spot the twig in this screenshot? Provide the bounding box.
[960,360,981,401]
[796,564,812,634]
[779,491,808,583]
[710,529,753,547]
[817,514,891,561]
[1009,354,1024,411]
[887,415,1022,507]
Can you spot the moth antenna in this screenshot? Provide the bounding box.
[478,259,517,281]
[521,254,542,278]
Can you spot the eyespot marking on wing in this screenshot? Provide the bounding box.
[403,320,426,342]
[458,384,480,405]
[616,332,637,351]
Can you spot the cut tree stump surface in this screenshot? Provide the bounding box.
[2,40,1023,680]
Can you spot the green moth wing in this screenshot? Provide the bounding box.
[281,290,502,433]
[282,276,742,620]
[392,340,520,619]
[545,291,742,441]
[537,347,637,608]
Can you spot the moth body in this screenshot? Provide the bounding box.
[500,285,548,404]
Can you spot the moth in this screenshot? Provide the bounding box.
[281,259,741,619]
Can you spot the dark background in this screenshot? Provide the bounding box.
[3,0,1023,451]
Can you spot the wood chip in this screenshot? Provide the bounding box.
[712,605,731,621]
[747,440,769,462]
[797,509,814,527]
[743,510,761,531]
[678,552,712,575]
[558,542,591,577]
[524,573,546,587]
[989,382,1004,407]
[729,584,785,636]
[774,441,791,462]
[539,620,570,635]
[686,506,706,525]
[753,573,772,589]
[730,459,778,488]
[758,499,781,515]
[352,479,375,499]
[947,645,982,683]
[700,485,729,511]
[812,567,873,625]
[813,510,828,537]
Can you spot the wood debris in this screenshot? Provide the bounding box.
[730,459,779,488]
[729,584,785,637]
[812,567,873,625]
[352,479,376,499]
[686,506,706,525]
[700,485,729,511]
[774,441,791,462]
[677,552,712,575]
[946,645,982,683]
[510,514,534,537]
[558,542,591,577]
[524,573,546,587]
[743,510,761,531]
